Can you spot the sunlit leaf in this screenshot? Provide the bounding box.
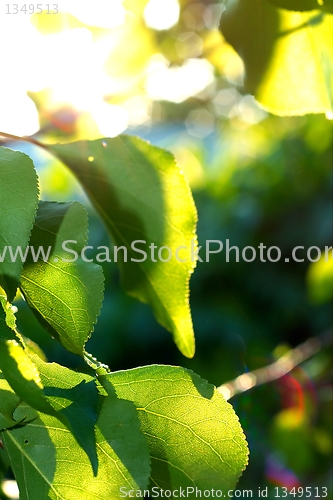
[0,342,100,470]
[0,371,19,430]
[0,294,47,358]
[109,365,249,492]
[20,201,104,356]
[0,296,17,342]
[48,136,198,358]
[32,356,100,474]
[0,340,57,418]
[2,393,150,499]
[220,0,333,115]
[0,148,39,300]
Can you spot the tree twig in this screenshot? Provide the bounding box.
[218,329,332,400]
[0,131,47,150]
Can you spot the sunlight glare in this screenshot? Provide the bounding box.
[146,58,214,103]
[238,95,267,124]
[57,0,125,29]
[0,15,116,135]
[2,480,19,500]
[91,102,129,137]
[0,94,40,136]
[144,0,180,31]
[123,96,151,126]
[35,28,115,111]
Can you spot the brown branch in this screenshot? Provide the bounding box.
[218,329,332,400]
[0,131,47,150]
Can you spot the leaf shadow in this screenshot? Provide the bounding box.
[63,137,166,293]
[97,376,151,490]
[25,200,82,262]
[43,379,99,475]
[187,368,214,399]
[4,403,57,497]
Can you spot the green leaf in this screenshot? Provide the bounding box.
[0,340,57,417]
[109,365,249,492]
[3,395,150,499]
[20,201,104,356]
[0,343,100,471]
[0,296,17,342]
[0,295,47,359]
[48,136,198,358]
[0,148,39,300]
[0,372,20,430]
[26,200,88,255]
[31,355,100,474]
[220,0,333,115]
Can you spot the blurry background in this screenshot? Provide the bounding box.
[0,0,332,497]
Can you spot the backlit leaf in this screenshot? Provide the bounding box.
[32,356,100,474]
[0,340,57,418]
[48,136,198,358]
[20,201,104,356]
[0,296,17,342]
[0,372,19,430]
[109,365,249,493]
[2,394,150,499]
[220,0,333,115]
[0,343,100,470]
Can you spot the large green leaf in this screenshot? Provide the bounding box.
[2,394,150,499]
[0,148,39,300]
[0,341,100,471]
[220,0,333,115]
[48,136,198,358]
[20,201,104,356]
[109,365,248,494]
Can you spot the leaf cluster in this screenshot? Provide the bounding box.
[0,140,248,498]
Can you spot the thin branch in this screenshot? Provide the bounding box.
[218,329,332,400]
[0,131,47,150]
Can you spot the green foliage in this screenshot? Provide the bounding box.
[220,0,333,115]
[0,138,247,498]
[49,137,197,358]
[0,2,331,498]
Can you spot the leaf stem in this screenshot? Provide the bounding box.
[84,350,110,376]
[218,329,332,400]
[0,131,48,150]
